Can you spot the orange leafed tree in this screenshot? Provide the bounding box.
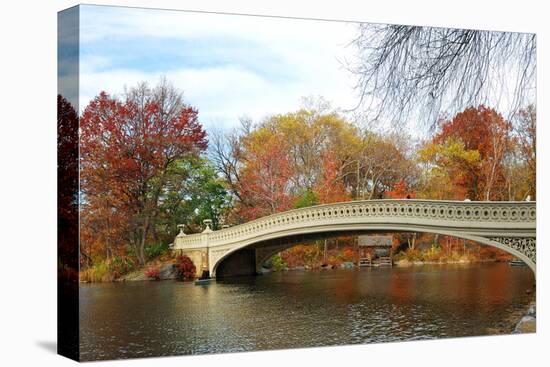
[236,131,295,221]
[315,150,350,204]
[385,180,416,199]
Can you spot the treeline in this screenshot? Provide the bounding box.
[61,80,535,277]
[212,100,536,224]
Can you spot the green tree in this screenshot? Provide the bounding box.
[293,189,319,209]
[157,157,232,237]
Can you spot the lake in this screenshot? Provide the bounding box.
[79,262,535,361]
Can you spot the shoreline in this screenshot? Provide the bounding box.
[393,258,504,267]
[79,258,518,283]
[265,258,507,273]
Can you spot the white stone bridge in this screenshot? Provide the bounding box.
[172,199,536,278]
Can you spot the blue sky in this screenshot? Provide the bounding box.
[78,5,361,131]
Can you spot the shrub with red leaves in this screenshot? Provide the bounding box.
[175,255,196,280]
[145,266,160,280]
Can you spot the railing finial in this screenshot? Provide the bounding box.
[176,224,186,237]
[202,219,213,233]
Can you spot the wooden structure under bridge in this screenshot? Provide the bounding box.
[358,235,393,267]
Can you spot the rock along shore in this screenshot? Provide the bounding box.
[513,301,536,334]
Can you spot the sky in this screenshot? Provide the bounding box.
[78,5,362,131]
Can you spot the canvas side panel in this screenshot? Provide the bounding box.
[57,5,80,362]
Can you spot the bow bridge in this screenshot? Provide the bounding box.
[172,199,536,278]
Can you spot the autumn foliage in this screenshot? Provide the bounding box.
[220,106,417,221]
[175,255,196,280]
[432,105,512,200]
[145,267,161,280]
[72,78,535,278]
[385,181,416,199]
[237,131,295,221]
[79,80,207,268]
[315,150,351,204]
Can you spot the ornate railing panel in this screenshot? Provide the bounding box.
[491,237,536,265]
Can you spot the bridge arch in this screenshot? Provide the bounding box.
[212,226,536,277]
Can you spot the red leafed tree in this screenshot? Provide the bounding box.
[385,180,416,199]
[80,81,207,265]
[315,150,350,204]
[236,131,294,221]
[434,105,512,200]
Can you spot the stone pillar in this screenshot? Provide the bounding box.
[173,223,211,279]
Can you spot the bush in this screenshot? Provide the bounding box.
[145,266,160,280]
[145,243,168,260]
[80,261,114,282]
[80,256,137,282]
[108,256,136,278]
[269,254,288,271]
[422,244,443,262]
[175,255,196,280]
[341,247,357,262]
[402,248,422,262]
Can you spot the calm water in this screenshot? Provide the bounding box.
[79,263,535,361]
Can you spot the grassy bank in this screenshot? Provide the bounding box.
[79,252,196,283]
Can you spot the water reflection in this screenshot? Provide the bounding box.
[80,263,534,361]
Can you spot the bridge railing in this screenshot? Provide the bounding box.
[173,199,536,250]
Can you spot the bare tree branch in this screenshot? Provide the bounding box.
[347,24,536,128]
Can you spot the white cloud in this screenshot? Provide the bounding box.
[79,5,362,130]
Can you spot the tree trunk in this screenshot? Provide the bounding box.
[485,160,497,201]
[137,215,151,266]
[407,233,416,250]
